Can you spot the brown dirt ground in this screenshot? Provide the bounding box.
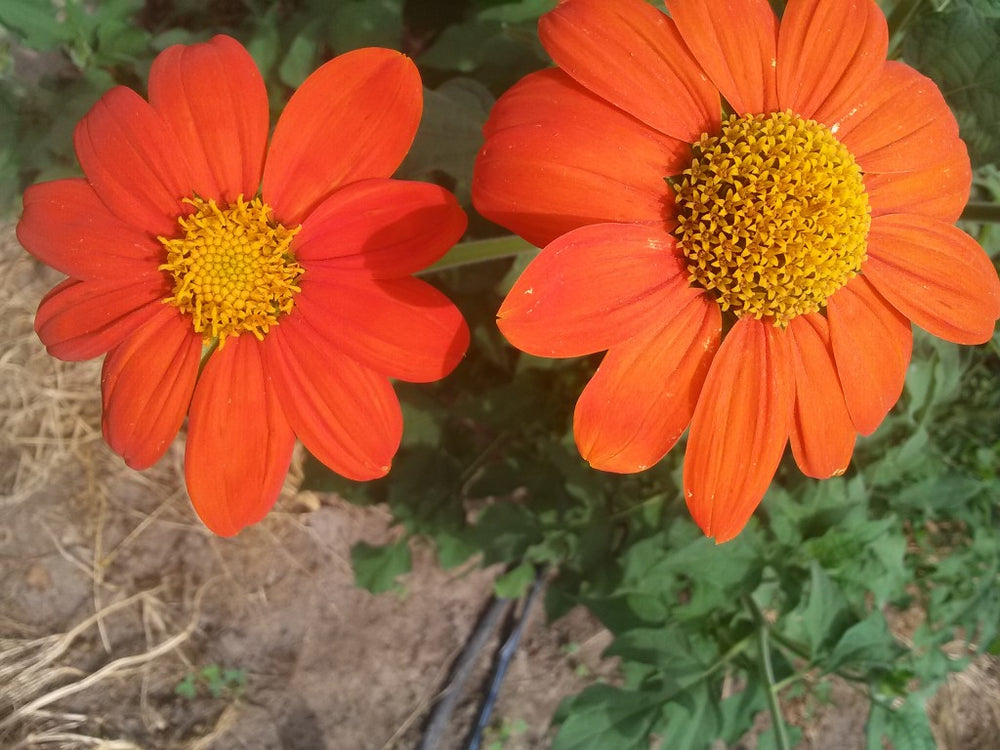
[2,222,999,750]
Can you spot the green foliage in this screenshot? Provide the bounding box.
[351,539,412,594]
[902,0,1000,166]
[175,665,246,701]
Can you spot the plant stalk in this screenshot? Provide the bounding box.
[961,202,1000,224]
[745,596,791,750]
[422,235,538,274]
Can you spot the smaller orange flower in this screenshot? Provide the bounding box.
[473,0,1000,542]
[18,36,469,535]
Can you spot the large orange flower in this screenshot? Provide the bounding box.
[18,36,469,536]
[473,0,1000,542]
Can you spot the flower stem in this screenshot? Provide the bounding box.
[961,202,1000,224]
[423,235,538,274]
[744,595,791,750]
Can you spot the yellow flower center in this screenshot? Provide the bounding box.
[159,196,303,347]
[673,111,870,326]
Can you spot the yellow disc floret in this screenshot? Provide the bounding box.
[159,196,303,347]
[673,111,870,326]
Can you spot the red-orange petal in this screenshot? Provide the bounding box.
[865,215,1000,345]
[864,143,971,223]
[665,0,778,115]
[497,223,702,358]
[263,48,422,225]
[101,305,201,470]
[827,275,912,436]
[185,337,296,537]
[473,68,688,248]
[262,318,402,481]
[35,276,169,361]
[787,314,856,479]
[777,0,888,122]
[574,294,720,472]
[74,86,193,237]
[833,62,960,174]
[18,179,162,281]
[540,0,718,141]
[149,35,268,202]
[292,276,469,382]
[683,318,795,544]
[294,179,467,277]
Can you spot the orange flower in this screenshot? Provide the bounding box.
[473,0,1000,542]
[18,36,469,536]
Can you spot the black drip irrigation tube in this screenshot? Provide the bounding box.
[418,565,548,750]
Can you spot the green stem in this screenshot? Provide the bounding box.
[961,202,1000,224]
[422,235,538,274]
[744,596,791,750]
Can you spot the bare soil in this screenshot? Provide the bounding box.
[2,223,998,750]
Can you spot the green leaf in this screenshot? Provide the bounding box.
[472,501,543,565]
[278,32,319,89]
[494,561,535,598]
[475,0,558,23]
[783,560,853,658]
[825,612,902,673]
[398,77,494,205]
[327,0,403,52]
[0,0,74,49]
[552,685,663,750]
[654,680,721,750]
[174,674,197,700]
[902,7,1000,165]
[866,695,937,750]
[351,539,412,594]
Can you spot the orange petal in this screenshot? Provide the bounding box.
[574,294,720,472]
[473,68,688,248]
[832,62,960,174]
[292,276,469,382]
[262,318,403,481]
[827,275,912,436]
[35,277,169,361]
[149,35,268,202]
[295,178,467,277]
[539,0,719,141]
[497,223,702,357]
[17,179,162,281]
[263,48,422,225]
[683,318,794,543]
[185,337,296,537]
[101,305,201,470]
[865,215,1000,345]
[74,86,193,237]
[864,143,971,223]
[787,314,856,479]
[777,0,888,121]
[665,0,778,115]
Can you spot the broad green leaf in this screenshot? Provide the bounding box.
[476,0,558,23]
[351,539,412,594]
[866,695,937,750]
[278,31,319,88]
[494,561,535,598]
[473,501,543,564]
[654,680,722,750]
[327,0,402,52]
[903,7,1000,165]
[782,560,853,657]
[398,77,494,206]
[825,612,902,673]
[552,685,663,750]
